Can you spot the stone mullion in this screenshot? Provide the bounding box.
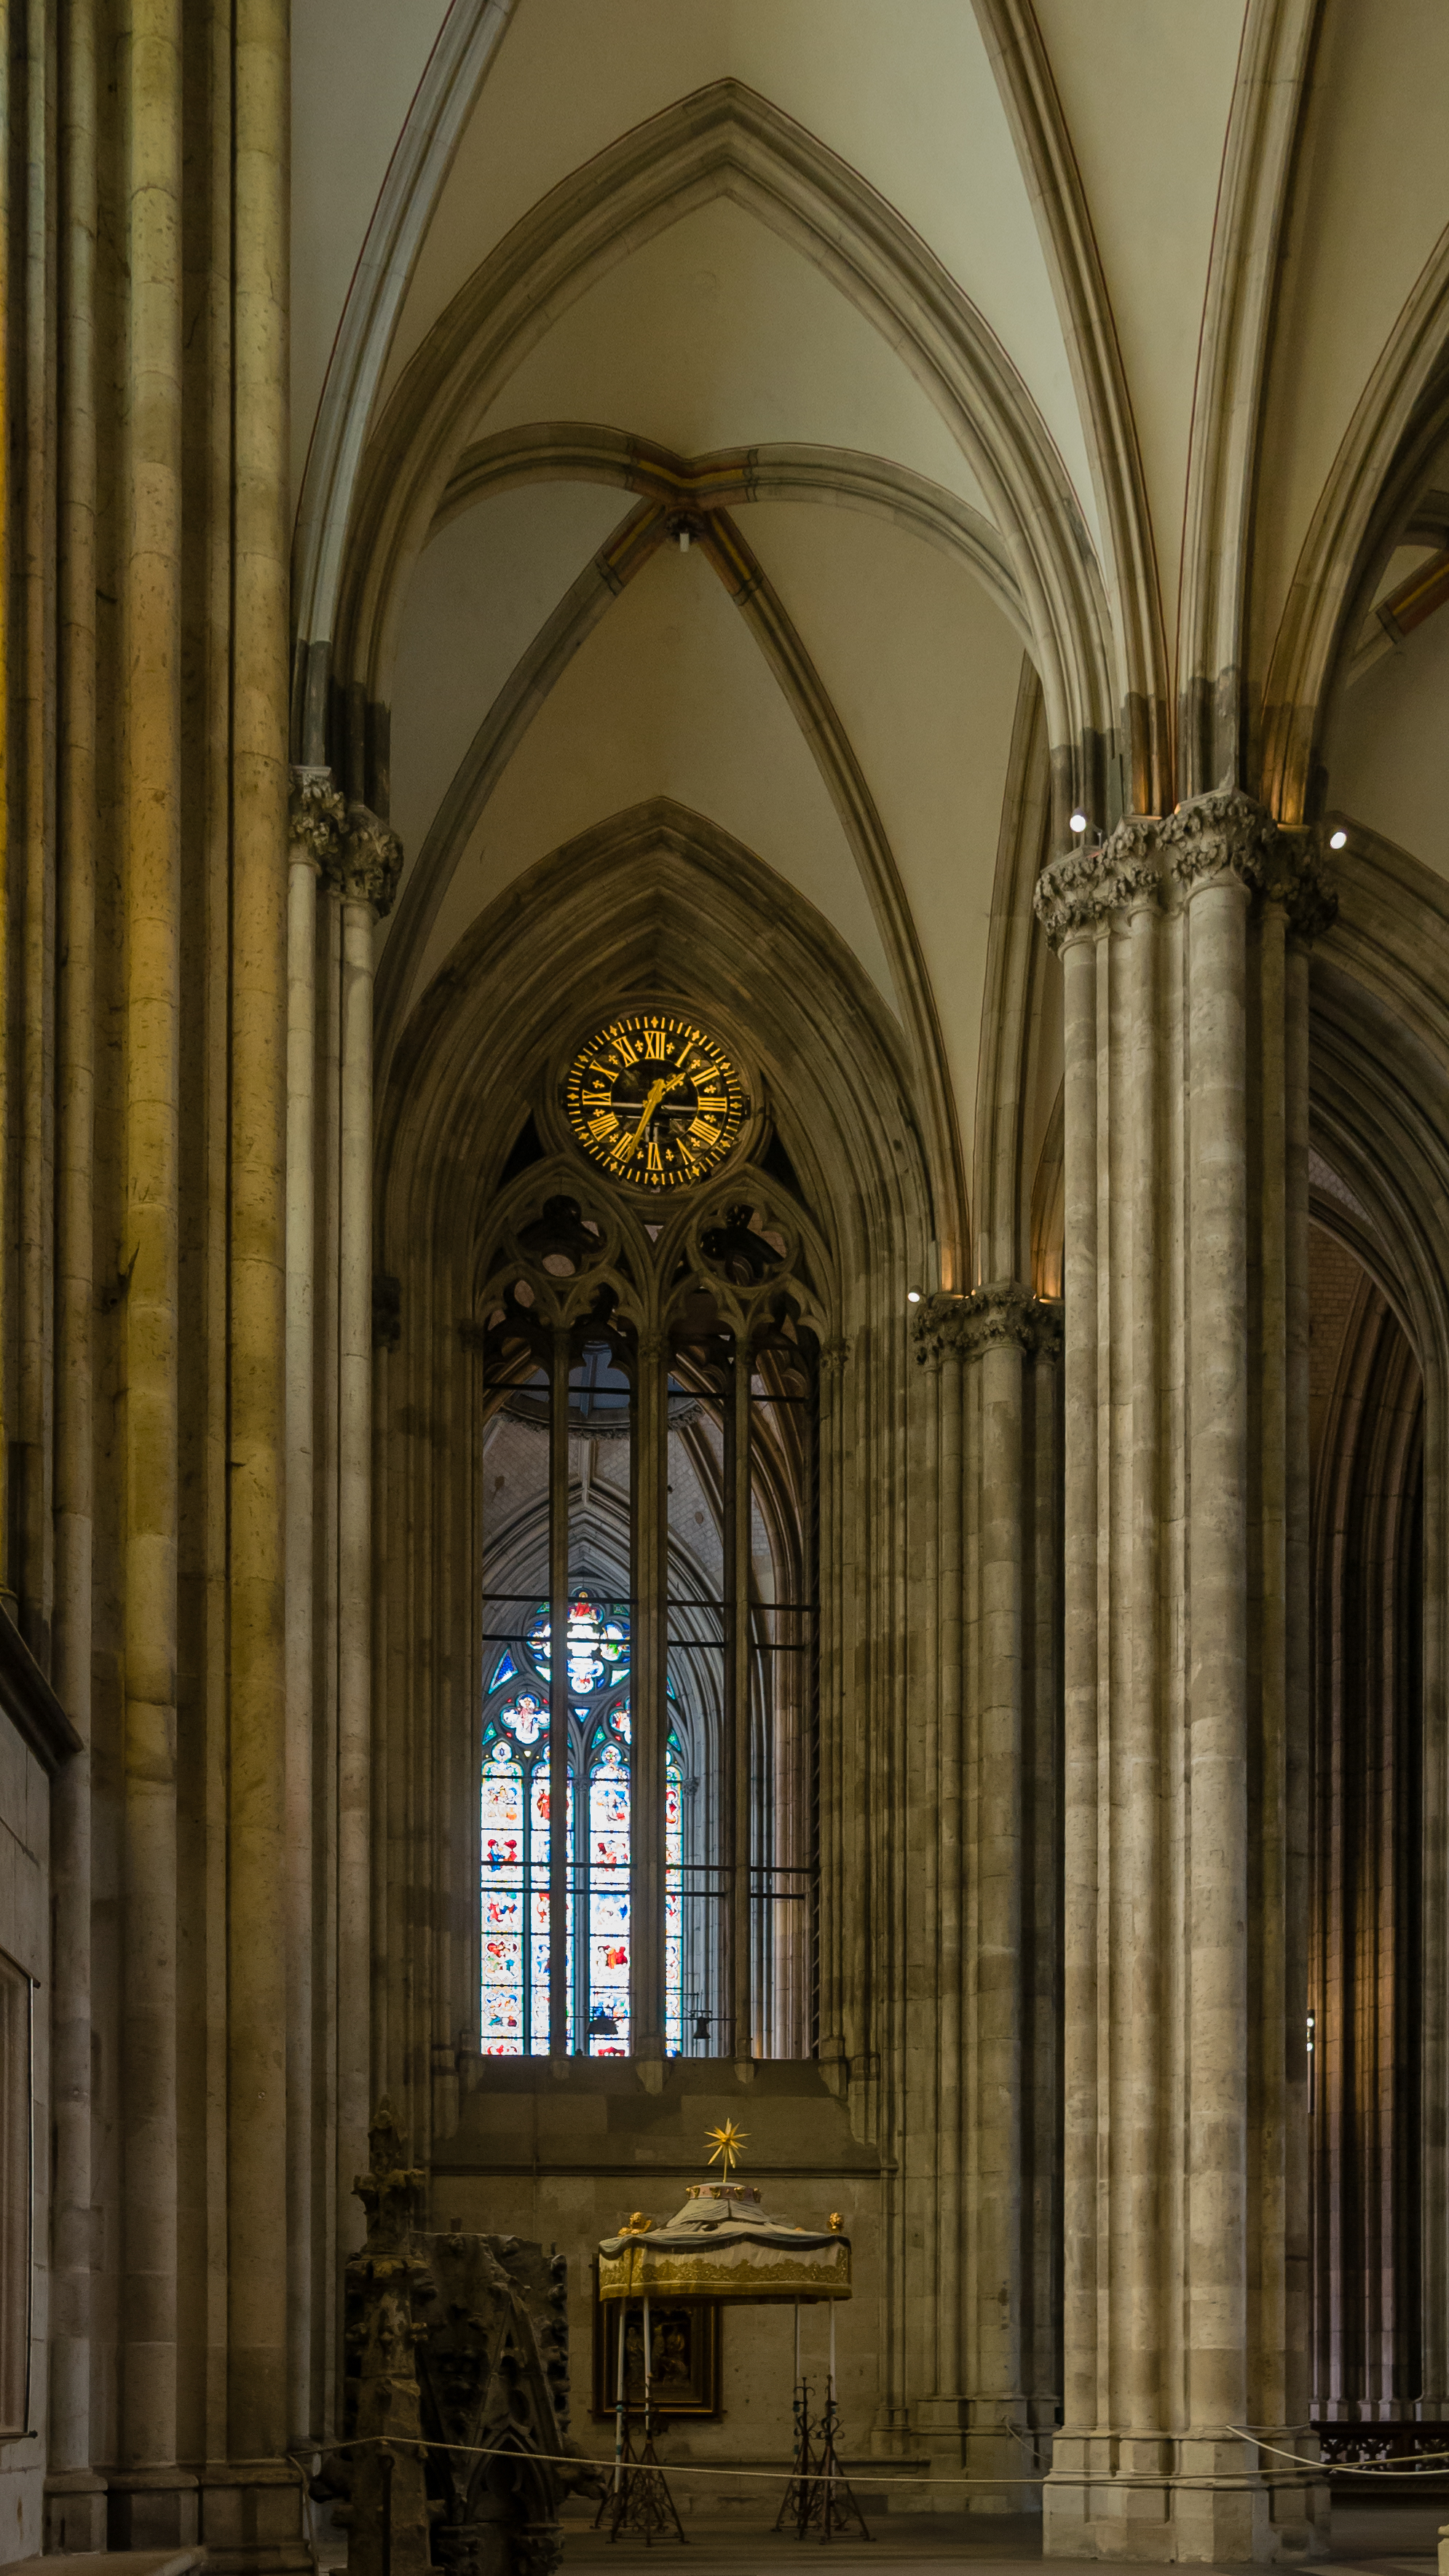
[434,1228,476,2134]
[548,1318,570,2058]
[816,1340,848,2082]
[629,1330,667,2061]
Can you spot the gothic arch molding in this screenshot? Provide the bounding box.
[1260,229,1449,820]
[1309,843,1449,2403]
[313,79,1118,826]
[372,799,933,2201]
[372,459,971,1272]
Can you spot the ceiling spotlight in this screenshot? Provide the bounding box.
[1068,809,1088,834]
[1328,828,1347,850]
[907,1289,922,1305]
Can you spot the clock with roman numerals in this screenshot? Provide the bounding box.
[563,1012,748,1190]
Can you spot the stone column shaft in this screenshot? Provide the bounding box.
[1035,789,1335,2564]
[913,1283,1058,2505]
[285,781,335,2449]
[47,0,101,2532]
[937,1343,963,2395]
[120,0,185,2504]
[226,0,290,2468]
[331,806,401,2243]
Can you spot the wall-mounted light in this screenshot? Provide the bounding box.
[1068,809,1088,835]
[907,1289,922,1305]
[1328,829,1347,850]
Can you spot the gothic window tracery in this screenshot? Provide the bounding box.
[475,1164,824,2062]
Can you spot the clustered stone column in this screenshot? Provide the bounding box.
[909,1282,1062,2507]
[1034,786,1334,2563]
[286,768,403,2441]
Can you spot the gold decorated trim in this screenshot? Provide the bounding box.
[598,2241,851,2304]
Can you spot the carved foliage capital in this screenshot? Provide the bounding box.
[913,1281,1060,1366]
[326,800,405,917]
[1263,829,1339,943]
[1033,786,1338,951]
[1033,843,1161,949]
[288,764,347,867]
[1160,783,1277,898]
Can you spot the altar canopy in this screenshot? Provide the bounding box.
[598,2180,850,2305]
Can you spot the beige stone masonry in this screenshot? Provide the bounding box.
[1034,789,1333,2562]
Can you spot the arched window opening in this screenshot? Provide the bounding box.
[475,1182,822,2061]
[1307,1216,1424,2414]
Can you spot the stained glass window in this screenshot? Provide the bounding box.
[586,1731,631,2053]
[526,1591,628,1694]
[665,1728,684,2057]
[479,1592,685,2055]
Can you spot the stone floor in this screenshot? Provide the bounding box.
[559,2496,1449,2573]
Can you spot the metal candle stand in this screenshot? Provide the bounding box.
[593,2291,688,2546]
[774,2306,872,2544]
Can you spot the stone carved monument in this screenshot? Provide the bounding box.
[320,2102,579,2576]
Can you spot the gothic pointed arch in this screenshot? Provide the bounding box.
[373,800,935,2210]
[311,79,1118,826]
[1308,833,1449,2406]
[372,470,970,1272]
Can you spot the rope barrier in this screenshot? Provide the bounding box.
[299,2425,1449,2497]
[1228,2427,1449,2483]
[302,2430,1051,2489]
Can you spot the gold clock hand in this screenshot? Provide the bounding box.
[623,1075,670,1152]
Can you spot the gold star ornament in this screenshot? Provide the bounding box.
[705,2119,749,2176]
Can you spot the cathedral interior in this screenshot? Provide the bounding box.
[4,1,1449,2569]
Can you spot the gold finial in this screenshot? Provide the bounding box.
[705,2118,749,2176]
[828,2212,844,2233]
[618,2211,655,2235]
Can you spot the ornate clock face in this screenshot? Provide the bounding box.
[564,1012,748,1190]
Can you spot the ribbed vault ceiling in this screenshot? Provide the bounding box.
[292,0,1449,1244]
